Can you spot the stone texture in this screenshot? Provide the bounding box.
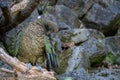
[44,5,80,28]
[60,29,105,44]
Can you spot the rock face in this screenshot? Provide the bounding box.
[58,0,120,36]
[91,69,120,80]
[18,20,45,65]
[65,38,107,73]
[105,36,120,55]
[44,5,80,28]
[41,14,70,30]
[81,0,120,35]
[56,36,120,79]
[60,29,105,44]
[57,0,94,18]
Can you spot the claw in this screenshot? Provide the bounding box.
[25,63,32,74]
[36,64,43,72]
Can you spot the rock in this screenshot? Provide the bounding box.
[57,0,94,18]
[104,36,120,64]
[65,47,89,74]
[40,14,70,30]
[82,0,120,35]
[66,38,107,73]
[83,3,115,29]
[90,69,120,80]
[70,68,90,80]
[58,0,120,36]
[55,38,108,75]
[60,29,105,44]
[57,68,90,80]
[54,48,73,74]
[48,0,57,6]
[105,36,120,55]
[44,5,80,28]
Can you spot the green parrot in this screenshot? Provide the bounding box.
[44,35,59,71]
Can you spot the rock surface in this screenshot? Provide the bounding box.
[60,29,105,44]
[44,5,80,28]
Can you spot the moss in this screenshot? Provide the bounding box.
[103,15,120,36]
[54,48,72,74]
[90,54,106,65]
[104,52,120,64]
[43,6,55,14]
[74,18,81,28]
[8,31,22,56]
[61,33,77,42]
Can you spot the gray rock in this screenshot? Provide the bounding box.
[104,36,120,64]
[60,29,105,44]
[57,0,94,18]
[71,68,90,80]
[65,38,108,74]
[61,36,119,75]
[91,69,120,80]
[65,47,85,74]
[71,29,105,44]
[105,36,120,55]
[57,68,90,80]
[44,5,80,28]
[58,0,120,35]
[82,0,120,35]
[40,14,70,29]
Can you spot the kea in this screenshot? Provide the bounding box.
[15,19,62,71]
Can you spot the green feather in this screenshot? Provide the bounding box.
[44,35,59,69]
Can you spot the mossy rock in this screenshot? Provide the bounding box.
[54,48,72,74]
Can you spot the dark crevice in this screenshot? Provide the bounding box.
[75,40,88,46]
[79,3,94,20]
[103,15,120,37]
[104,27,119,37]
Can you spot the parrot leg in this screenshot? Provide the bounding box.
[25,63,32,74]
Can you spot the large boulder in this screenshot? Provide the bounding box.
[104,36,120,64]
[65,38,107,74]
[90,69,120,80]
[58,0,120,36]
[82,0,120,35]
[57,0,94,18]
[44,5,80,28]
[60,29,105,44]
[56,36,120,75]
[40,14,70,30]
[105,36,120,55]
[55,38,108,74]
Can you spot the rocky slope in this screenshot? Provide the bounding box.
[0,0,120,80]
